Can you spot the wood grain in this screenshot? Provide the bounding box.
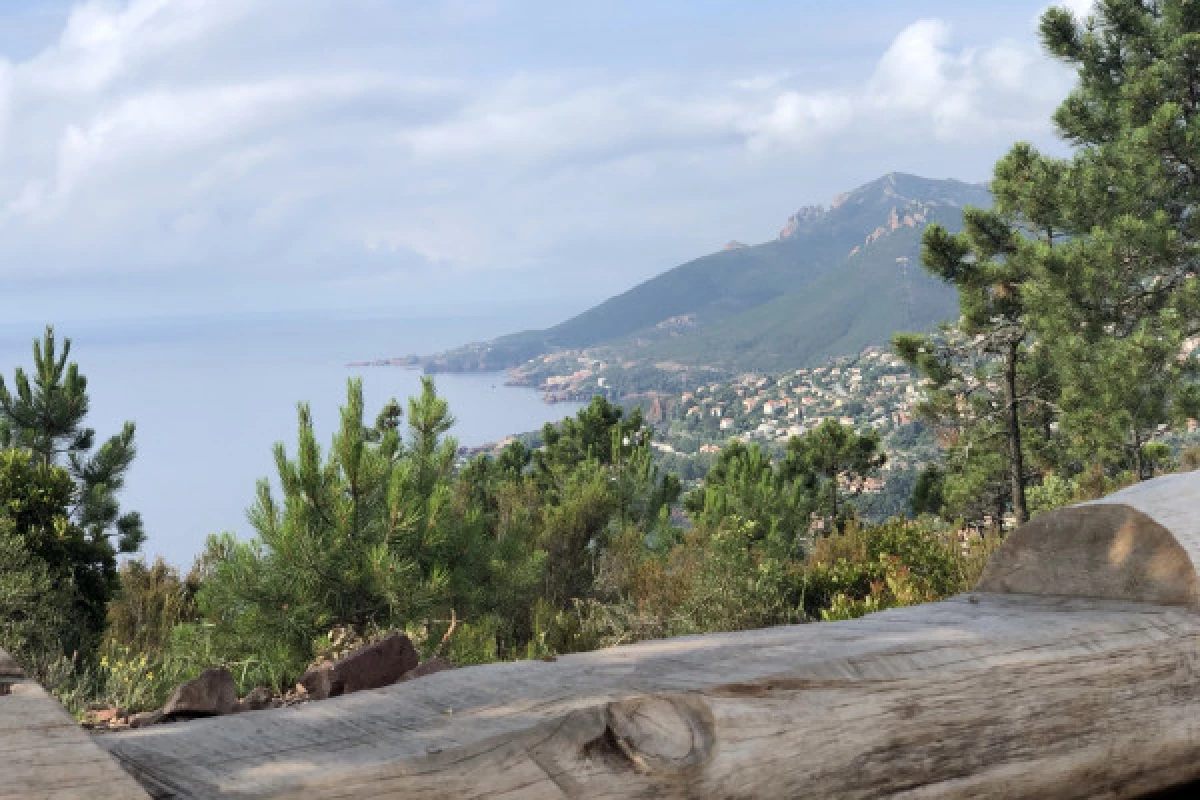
[0,677,150,799]
[99,594,1200,799]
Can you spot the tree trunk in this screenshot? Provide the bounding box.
[830,474,839,531]
[1004,339,1028,525]
[1133,428,1146,481]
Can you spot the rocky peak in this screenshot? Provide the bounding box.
[853,200,935,256]
[778,205,827,240]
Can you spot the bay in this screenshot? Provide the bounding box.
[0,313,583,567]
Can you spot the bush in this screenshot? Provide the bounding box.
[802,519,988,621]
[0,526,71,683]
[105,558,198,656]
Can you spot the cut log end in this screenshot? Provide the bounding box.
[977,503,1199,606]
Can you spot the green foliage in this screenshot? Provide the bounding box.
[0,525,70,682]
[1026,472,1079,517]
[683,440,814,554]
[0,449,113,657]
[1017,0,1200,486]
[894,197,1049,525]
[789,419,886,529]
[196,378,443,682]
[105,558,198,657]
[537,461,616,607]
[803,519,988,621]
[910,464,946,516]
[668,518,798,634]
[535,396,644,476]
[443,616,501,665]
[683,422,884,553]
[0,327,143,662]
[0,326,143,552]
[185,382,684,683]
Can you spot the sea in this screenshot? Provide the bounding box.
[0,313,584,568]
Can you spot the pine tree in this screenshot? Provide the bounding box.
[1023,1,1200,478]
[894,202,1041,524]
[199,379,435,674]
[535,396,645,482]
[0,326,144,551]
[683,440,815,552]
[788,419,885,532]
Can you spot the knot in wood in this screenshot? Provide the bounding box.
[602,695,715,775]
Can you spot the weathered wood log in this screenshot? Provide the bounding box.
[78,471,1200,797]
[0,658,151,799]
[978,471,1200,605]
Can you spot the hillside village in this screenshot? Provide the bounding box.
[466,344,939,516]
[661,347,920,451]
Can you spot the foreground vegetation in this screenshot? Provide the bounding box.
[3,1,1200,716]
[0,331,993,713]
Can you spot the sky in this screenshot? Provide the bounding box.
[0,0,1094,326]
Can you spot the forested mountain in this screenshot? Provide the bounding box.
[426,172,991,375]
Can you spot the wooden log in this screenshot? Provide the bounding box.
[977,471,1200,605]
[91,469,1200,798]
[0,672,150,799]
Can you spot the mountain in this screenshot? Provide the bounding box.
[425,172,991,377]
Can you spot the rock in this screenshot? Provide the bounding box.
[400,657,455,682]
[235,686,278,712]
[129,709,165,729]
[297,662,335,701]
[85,706,122,726]
[163,667,237,718]
[299,632,418,700]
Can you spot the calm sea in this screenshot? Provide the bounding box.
[0,313,583,567]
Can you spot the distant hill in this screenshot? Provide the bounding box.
[425,173,991,376]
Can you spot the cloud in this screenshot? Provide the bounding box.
[22,0,251,94]
[738,19,1069,149]
[0,2,1078,317]
[1059,0,1096,19]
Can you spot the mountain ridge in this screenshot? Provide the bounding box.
[423,172,991,381]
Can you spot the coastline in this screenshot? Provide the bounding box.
[347,355,591,405]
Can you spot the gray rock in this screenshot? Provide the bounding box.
[163,667,237,718]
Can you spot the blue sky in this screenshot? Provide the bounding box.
[0,0,1090,326]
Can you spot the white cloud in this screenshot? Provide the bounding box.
[1060,0,1095,19]
[743,19,1070,148]
[0,2,1078,316]
[23,0,250,94]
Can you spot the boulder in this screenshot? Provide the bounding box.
[299,632,418,700]
[297,662,335,701]
[163,667,237,718]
